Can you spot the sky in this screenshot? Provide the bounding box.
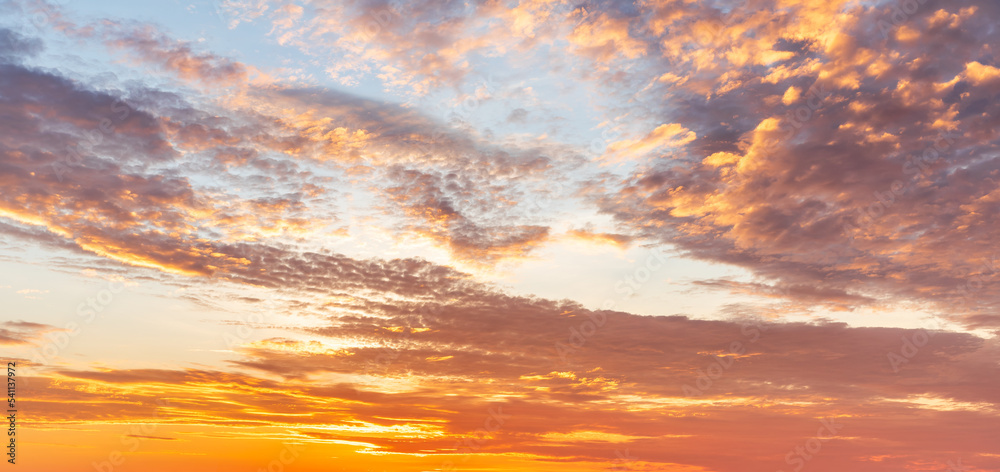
[1,0,999,471]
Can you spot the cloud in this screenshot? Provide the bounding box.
[584,0,1000,329]
[564,228,634,249]
[5,3,1000,471]
[692,279,875,311]
[0,27,43,62]
[605,123,697,161]
[567,11,647,62]
[0,26,573,272]
[382,166,552,264]
[30,299,1000,470]
[99,22,249,86]
[0,320,63,345]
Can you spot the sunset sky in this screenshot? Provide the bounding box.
[2,0,999,471]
